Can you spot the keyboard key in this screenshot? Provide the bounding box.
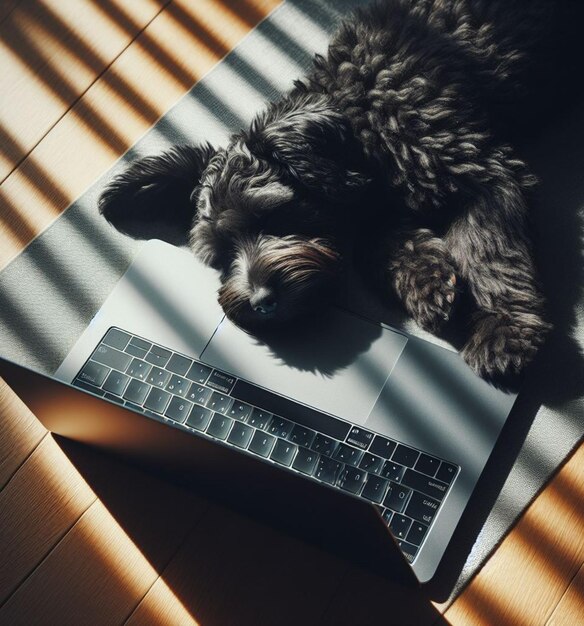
[401,469,448,501]
[270,439,298,467]
[186,384,212,405]
[398,541,418,563]
[389,514,412,540]
[382,509,393,526]
[166,354,193,376]
[380,461,406,482]
[123,378,149,405]
[206,414,233,440]
[130,337,151,351]
[165,396,193,424]
[185,362,213,384]
[102,371,130,396]
[392,444,419,468]
[147,367,171,388]
[78,360,110,387]
[436,462,458,485]
[126,358,152,381]
[415,453,440,477]
[314,457,342,485]
[206,391,232,414]
[145,350,171,368]
[73,379,105,396]
[125,344,148,359]
[359,453,383,474]
[104,392,124,405]
[165,374,189,397]
[405,492,440,525]
[207,369,236,394]
[186,406,213,431]
[332,443,362,467]
[227,401,252,422]
[382,482,412,513]
[346,426,374,450]
[92,344,133,372]
[268,417,293,439]
[144,388,171,414]
[150,345,172,359]
[311,434,338,457]
[248,431,276,457]
[361,475,388,503]
[227,421,254,448]
[292,447,319,475]
[102,328,131,350]
[338,466,366,495]
[289,425,316,448]
[248,408,272,430]
[369,435,397,459]
[406,521,429,546]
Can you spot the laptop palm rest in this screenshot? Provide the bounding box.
[200,311,408,426]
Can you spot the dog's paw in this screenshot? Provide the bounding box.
[462,310,551,381]
[389,234,459,334]
[411,268,458,334]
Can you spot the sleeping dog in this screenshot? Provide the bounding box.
[99,0,557,383]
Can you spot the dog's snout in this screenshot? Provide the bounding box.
[249,286,277,315]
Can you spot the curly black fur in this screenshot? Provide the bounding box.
[99,144,216,244]
[99,0,560,382]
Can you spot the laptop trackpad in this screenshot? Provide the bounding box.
[200,310,408,425]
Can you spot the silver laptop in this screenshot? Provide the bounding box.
[41,238,515,582]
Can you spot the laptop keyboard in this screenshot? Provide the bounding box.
[73,327,459,564]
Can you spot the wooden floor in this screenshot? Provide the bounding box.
[0,1,583,624]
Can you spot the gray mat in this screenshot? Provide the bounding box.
[1,0,582,602]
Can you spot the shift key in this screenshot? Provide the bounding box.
[405,492,440,525]
[78,360,110,387]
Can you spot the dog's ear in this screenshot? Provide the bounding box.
[99,144,216,245]
[242,182,295,213]
[247,95,370,201]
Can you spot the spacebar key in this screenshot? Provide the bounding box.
[231,380,351,441]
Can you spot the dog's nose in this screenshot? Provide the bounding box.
[250,287,278,315]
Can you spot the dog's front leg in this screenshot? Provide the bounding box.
[444,183,551,381]
[384,228,459,334]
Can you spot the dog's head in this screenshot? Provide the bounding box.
[100,93,370,328]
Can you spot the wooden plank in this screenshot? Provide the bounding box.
[321,568,444,626]
[0,377,46,489]
[546,561,584,626]
[0,0,168,182]
[444,441,584,626]
[0,0,20,25]
[0,0,281,270]
[126,504,346,626]
[55,437,210,573]
[0,387,207,621]
[0,500,176,624]
[125,576,199,626]
[0,435,96,605]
